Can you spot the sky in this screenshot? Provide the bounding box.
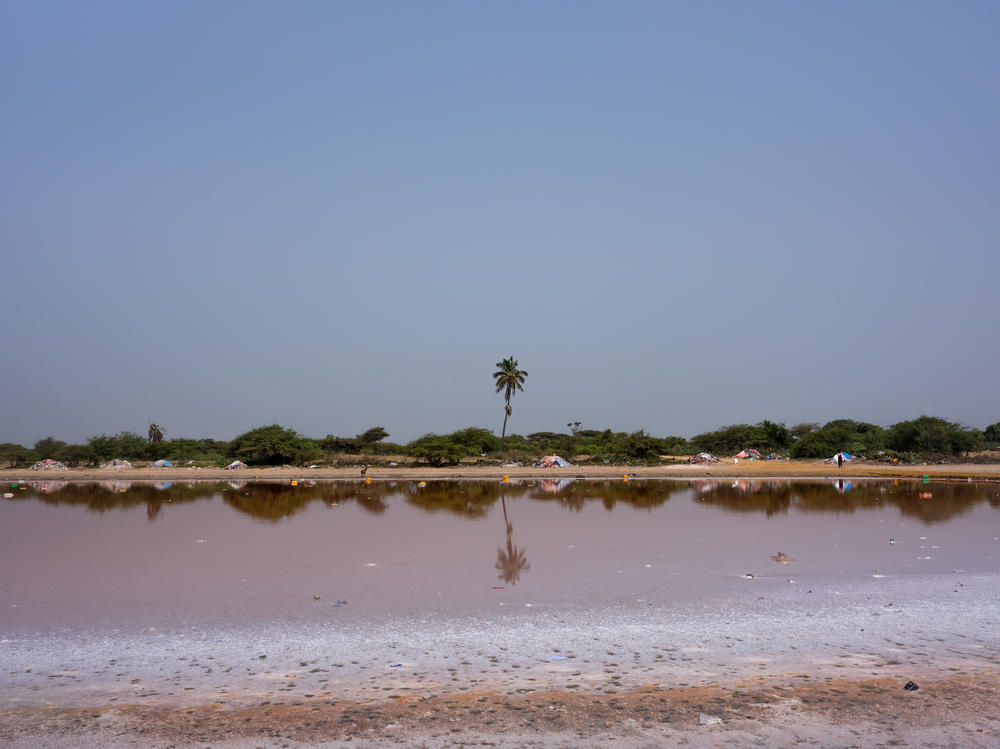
[2,0,999,447]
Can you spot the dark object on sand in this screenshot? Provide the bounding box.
[904,681,920,691]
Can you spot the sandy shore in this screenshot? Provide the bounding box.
[5,460,1000,482]
[2,675,998,748]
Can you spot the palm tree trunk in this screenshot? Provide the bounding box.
[500,410,509,451]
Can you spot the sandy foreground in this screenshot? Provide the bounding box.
[2,466,999,747]
[5,459,1000,482]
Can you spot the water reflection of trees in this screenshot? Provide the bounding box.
[528,479,686,511]
[3,479,997,524]
[692,480,999,524]
[405,481,499,518]
[4,481,403,522]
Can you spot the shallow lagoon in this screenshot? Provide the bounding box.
[1,478,999,709]
[1,478,998,630]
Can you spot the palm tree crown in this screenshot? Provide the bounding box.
[493,356,528,451]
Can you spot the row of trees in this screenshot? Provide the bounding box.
[691,416,995,459]
[2,415,996,469]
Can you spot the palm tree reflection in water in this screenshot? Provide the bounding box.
[495,494,530,585]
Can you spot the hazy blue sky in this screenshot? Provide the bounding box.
[2,1,998,446]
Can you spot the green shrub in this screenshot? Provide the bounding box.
[887,415,983,455]
[230,425,311,466]
[0,443,30,468]
[405,434,465,466]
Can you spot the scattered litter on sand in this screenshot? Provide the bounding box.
[30,459,68,470]
[771,552,795,564]
[689,453,719,464]
[99,458,134,470]
[534,455,572,468]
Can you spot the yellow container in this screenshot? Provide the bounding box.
[291,480,298,486]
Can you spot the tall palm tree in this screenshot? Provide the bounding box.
[492,356,528,452]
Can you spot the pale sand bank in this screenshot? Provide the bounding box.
[4,461,1000,482]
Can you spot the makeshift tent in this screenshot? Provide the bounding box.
[825,452,852,464]
[151,459,173,467]
[534,455,572,468]
[734,449,762,460]
[224,460,248,470]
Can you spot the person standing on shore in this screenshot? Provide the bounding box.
[837,452,844,468]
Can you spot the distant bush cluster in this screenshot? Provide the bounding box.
[691,415,992,462]
[1,415,996,469]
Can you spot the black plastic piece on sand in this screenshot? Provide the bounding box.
[904,681,919,691]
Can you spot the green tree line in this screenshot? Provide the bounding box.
[1,414,996,469]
